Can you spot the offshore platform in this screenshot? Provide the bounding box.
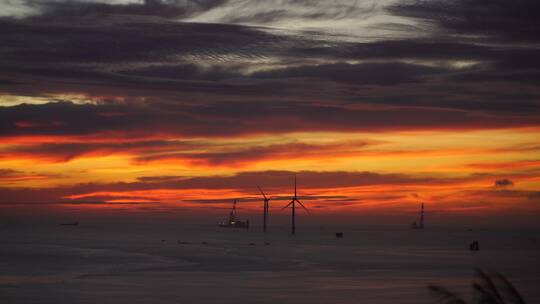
[219,200,249,229]
[411,203,425,229]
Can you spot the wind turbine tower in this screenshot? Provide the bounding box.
[283,175,309,235]
[419,203,425,229]
[258,186,270,232]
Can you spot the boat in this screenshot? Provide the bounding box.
[60,221,79,226]
[219,200,249,229]
[411,203,424,230]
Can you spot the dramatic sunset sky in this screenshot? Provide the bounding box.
[1,0,539,226]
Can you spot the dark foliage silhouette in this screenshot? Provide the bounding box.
[429,269,526,304]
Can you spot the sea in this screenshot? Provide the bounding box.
[1,221,539,304]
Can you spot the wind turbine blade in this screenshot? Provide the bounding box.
[282,200,294,209]
[296,199,310,214]
[257,186,267,199]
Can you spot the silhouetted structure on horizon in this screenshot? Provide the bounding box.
[219,200,249,229]
[60,221,79,226]
[257,186,270,232]
[283,175,309,235]
[411,203,425,229]
[470,240,480,251]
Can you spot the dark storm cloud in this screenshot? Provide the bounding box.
[252,62,447,85]
[0,168,61,181]
[1,169,535,205]
[57,200,156,205]
[0,168,21,177]
[32,0,226,20]
[449,69,540,85]
[185,195,357,205]
[120,64,244,81]
[0,0,539,137]
[0,101,138,137]
[211,0,381,24]
[0,170,470,203]
[383,0,540,101]
[3,101,539,141]
[135,141,371,166]
[0,18,277,65]
[0,135,371,165]
[131,169,479,190]
[286,39,498,61]
[0,0,535,64]
[28,0,379,24]
[494,178,514,188]
[0,1,532,76]
[0,139,197,162]
[389,0,540,42]
[0,15,499,69]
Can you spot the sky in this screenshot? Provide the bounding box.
[0,0,539,226]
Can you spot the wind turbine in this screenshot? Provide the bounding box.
[283,175,309,235]
[419,203,425,229]
[257,186,270,233]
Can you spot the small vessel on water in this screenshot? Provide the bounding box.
[411,203,424,230]
[60,221,79,226]
[219,200,249,229]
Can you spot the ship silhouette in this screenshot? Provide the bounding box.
[411,203,424,230]
[219,200,249,229]
[60,221,79,226]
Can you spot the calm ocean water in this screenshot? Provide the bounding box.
[1,222,539,304]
